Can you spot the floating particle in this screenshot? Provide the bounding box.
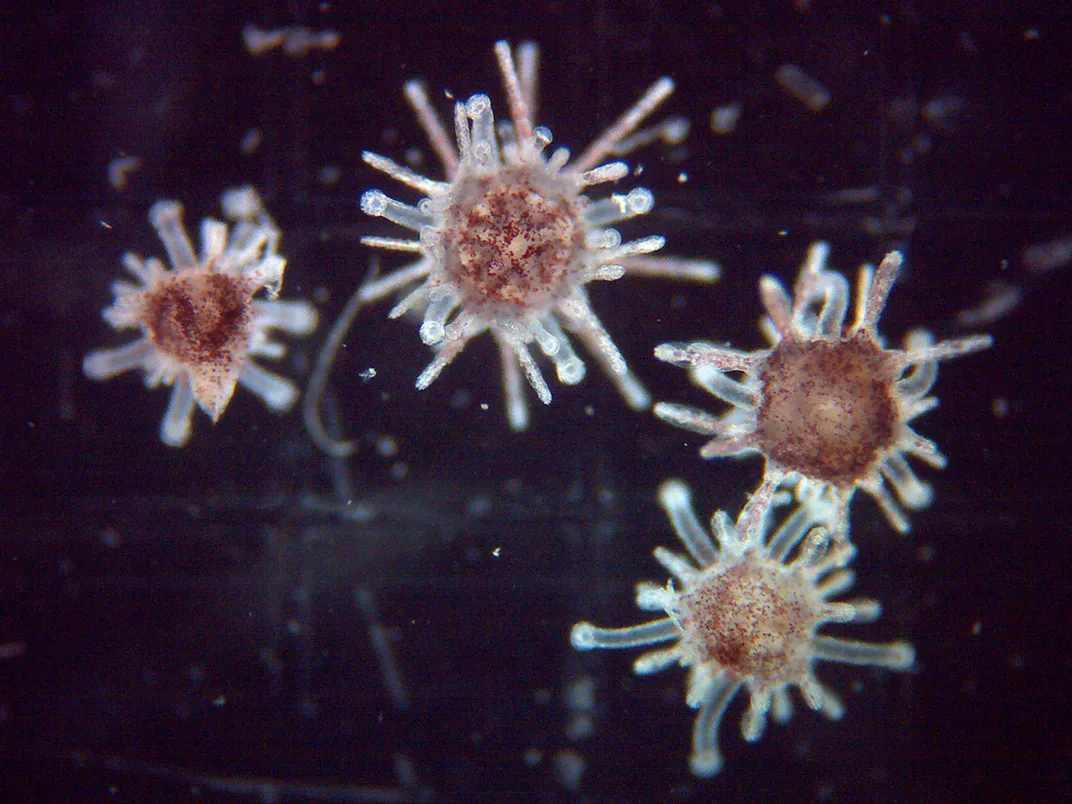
[956,280,1022,327]
[107,155,141,191]
[318,164,342,186]
[824,186,880,205]
[709,102,742,135]
[242,25,285,55]
[242,24,340,57]
[1023,235,1072,273]
[375,434,398,457]
[571,480,914,776]
[775,64,830,112]
[553,750,587,792]
[921,95,967,135]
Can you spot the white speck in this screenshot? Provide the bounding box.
[240,127,262,155]
[775,64,830,112]
[710,102,742,134]
[318,165,341,186]
[1023,235,1072,273]
[107,155,141,191]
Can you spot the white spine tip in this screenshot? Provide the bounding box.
[419,321,446,345]
[658,478,691,510]
[360,190,388,216]
[570,623,597,650]
[808,241,832,264]
[466,94,491,117]
[148,200,181,226]
[653,76,675,96]
[889,642,916,670]
[689,751,723,778]
[82,352,109,380]
[557,359,586,385]
[625,187,655,214]
[533,126,552,148]
[220,186,262,220]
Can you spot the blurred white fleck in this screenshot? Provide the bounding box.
[318,164,342,186]
[466,494,492,519]
[243,24,341,57]
[240,127,263,155]
[921,95,966,134]
[775,64,830,112]
[710,102,742,134]
[956,280,1022,327]
[100,527,121,549]
[107,155,141,190]
[1023,235,1072,273]
[553,750,587,792]
[564,675,597,742]
[824,186,880,204]
[0,642,26,660]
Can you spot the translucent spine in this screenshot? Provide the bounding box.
[571,479,915,777]
[653,242,993,535]
[83,188,317,447]
[353,40,719,431]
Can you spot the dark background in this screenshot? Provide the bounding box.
[1,2,1069,802]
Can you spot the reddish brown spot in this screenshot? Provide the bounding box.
[755,333,899,487]
[681,561,817,685]
[442,167,585,308]
[144,272,255,367]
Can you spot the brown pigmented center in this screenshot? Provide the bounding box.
[442,167,585,308]
[680,560,818,685]
[756,333,899,487]
[144,272,254,367]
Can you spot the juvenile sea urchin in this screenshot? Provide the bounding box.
[349,40,717,432]
[654,243,992,534]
